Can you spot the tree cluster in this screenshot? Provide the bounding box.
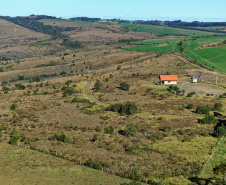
[3,16,76,39]
[106,101,138,115]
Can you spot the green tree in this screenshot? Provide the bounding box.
[215,125,226,138]
[10,104,16,110]
[91,134,98,142]
[120,82,130,91]
[214,103,223,111]
[94,80,101,91]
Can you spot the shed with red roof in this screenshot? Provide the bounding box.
[159,75,178,85]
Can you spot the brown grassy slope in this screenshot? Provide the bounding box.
[0,19,53,59]
[41,20,157,43]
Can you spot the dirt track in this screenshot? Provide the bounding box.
[179,82,225,96]
[85,81,108,106]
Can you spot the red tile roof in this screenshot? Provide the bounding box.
[160,75,178,81]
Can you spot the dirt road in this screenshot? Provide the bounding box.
[85,81,108,106]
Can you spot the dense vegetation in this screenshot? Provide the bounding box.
[2,16,76,39]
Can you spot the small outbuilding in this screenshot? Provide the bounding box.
[160,75,178,85]
[192,77,197,83]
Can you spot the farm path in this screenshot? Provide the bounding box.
[85,81,108,106]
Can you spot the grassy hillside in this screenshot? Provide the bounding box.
[0,143,131,185]
[183,36,226,51]
[130,38,185,45]
[184,46,226,73]
[125,42,179,53]
[0,18,226,185]
[125,36,226,73]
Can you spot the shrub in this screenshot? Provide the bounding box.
[125,122,137,137]
[200,113,217,124]
[104,126,114,134]
[163,125,171,132]
[168,85,183,95]
[2,86,9,91]
[214,103,223,111]
[71,98,89,103]
[120,82,130,91]
[215,125,226,138]
[60,71,67,76]
[15,83,26,90]
[0,125,7,131]
[120,181,142,185]
[187,91,196,97]
[91,134,98,142]
[9,136,18,144]
[125,145,135,154]
[20,137,26,142]
[201,131,209,137]
[195,105,212,114]
[10,104,16,110]
[150,132,164,140]
[61,86,78,97]
[187,104,194,109]
[18,75,24,80]
[9,129,20,145]
[49,134,70,143]
[84,159,109,170]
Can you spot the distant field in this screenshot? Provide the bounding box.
[130,38,185,45]
[44,19,92,24]
[195,26,226,30]
[184,46,226,73]
[126,36,226,73]
[127,36,226,53]
[122,24,222,36]
[125,42,179,53]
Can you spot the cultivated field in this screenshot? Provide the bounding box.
[184,46,226,73]
[126,35,226,73]
[122,24,222,36]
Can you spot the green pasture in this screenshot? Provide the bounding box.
[122,24,221,36]
[200,138,226,179]
[183,36,226,51]
[125,42,179,53]
[184,46,226,73]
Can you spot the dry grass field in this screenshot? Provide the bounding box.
[0,143,131,185]
[0,18,225,185]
